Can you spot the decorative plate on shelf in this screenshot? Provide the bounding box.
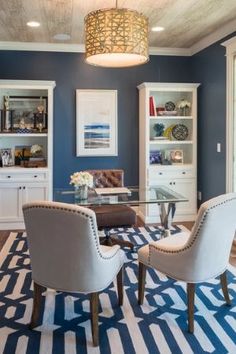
[171,124,189,140]
[165,101,176,111]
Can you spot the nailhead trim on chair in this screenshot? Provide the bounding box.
[24,204,120,261]
[148,196,236,262]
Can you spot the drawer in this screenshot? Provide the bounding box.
[0,172,48,181]
[148,167,194,180]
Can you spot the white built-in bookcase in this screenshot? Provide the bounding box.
[0,80,56,230]
[138,82,200,223]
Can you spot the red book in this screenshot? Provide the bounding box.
[149,96,156,116]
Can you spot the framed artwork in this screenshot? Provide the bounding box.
[8,96,48,131]
[1,148,14,166]
[165,149,183,164]
[76,90,117,156]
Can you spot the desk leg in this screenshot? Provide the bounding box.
[158,202,176,237]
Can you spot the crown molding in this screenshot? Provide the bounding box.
[189,18,236,55]
[0,41,192,56]
[221,35,236,56]
[149,46,191,56]
[0,41,85,53]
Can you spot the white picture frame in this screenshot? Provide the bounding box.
[76,90,118,156]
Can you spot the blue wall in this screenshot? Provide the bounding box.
[191,32,236,202]
[0,51,191,187]
[191,42,227,201]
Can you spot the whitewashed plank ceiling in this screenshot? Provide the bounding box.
[0,0,236,48]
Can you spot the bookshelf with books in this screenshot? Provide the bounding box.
[0,80,56,229]
[138,82,200,223]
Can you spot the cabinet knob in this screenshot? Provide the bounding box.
[7,175,11,178]
[34,175,38,178]
[170,182,172,185]
[19,186,22,190]
[173,182,176,185]
[159,172,163,175]
[23,186,26,190]
[182,171,186,174]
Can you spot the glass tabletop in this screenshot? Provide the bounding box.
[54,185,188,206]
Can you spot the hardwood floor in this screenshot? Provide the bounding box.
[0,220,194,252]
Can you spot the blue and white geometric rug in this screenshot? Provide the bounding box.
[0,226,236,354]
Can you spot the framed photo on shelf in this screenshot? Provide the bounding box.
[8,96,48,131]
[165,149,183,164]
[76,90,117,156]
[0,148,14,166]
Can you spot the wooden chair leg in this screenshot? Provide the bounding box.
[29,281,45,329]
[220,271,231,305]
[138,262,146,305]
[117,267,123,306]
[187,283,195,333]
[90,292,99,347]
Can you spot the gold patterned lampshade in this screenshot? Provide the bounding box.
[85,8,149,68]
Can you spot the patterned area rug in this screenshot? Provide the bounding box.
[0,226,236,354]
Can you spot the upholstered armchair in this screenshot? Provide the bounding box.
[138,193,236,333]
[86,169,137,249]
[23,201,124,346]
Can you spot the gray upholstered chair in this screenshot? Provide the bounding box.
[86,169,137,249]
[138,193,236,333]
[23,201,124,346]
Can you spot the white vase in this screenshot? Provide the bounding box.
[74,185,88,200]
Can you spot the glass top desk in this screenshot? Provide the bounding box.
[54,186,188,237]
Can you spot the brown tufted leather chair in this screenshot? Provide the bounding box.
[86,169,137,249]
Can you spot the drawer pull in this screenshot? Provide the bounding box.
[182,171,186,174]
[173,182,176,185]
[19,186,22,190]
[7,175,11,178]
[23,186,26,190]
[170,182,172,185]
[159,172,163,175]
[34,175,38,178]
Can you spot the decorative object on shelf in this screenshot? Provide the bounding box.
[150,150,163,164]
[84,0,149,68]
[177,99,191,116]
[158,110,177,116]
[16,128,32,134]
[163,124,175,140]
[30,144,43,157]
[0,148,14,167]
[70,171,93,200]
[165,149,183,164]
[0,109,14,132]
[153,123,165,137]
[9,96,48,132]
[172,124,189,140]
[165,101,176,111]
[156,107,165,115]
[76,90,117,156]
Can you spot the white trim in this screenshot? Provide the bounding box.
[0,41,85,53]
[222,37,236,192]
[149,47,191,56]
[137,82,200,90]
[189,18,236,55]
[0,79,56,89]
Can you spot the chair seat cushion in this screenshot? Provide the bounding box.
[90,205,137,228]
[138,231,190,266]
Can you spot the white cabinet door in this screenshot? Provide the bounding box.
[173,179,196,216]
[0,183,23,222]
[22,183,48,205]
